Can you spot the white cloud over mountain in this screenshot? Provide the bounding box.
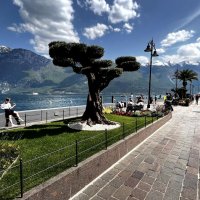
[161,30,195,47]
[8,0,79,55]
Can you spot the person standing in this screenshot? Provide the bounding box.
[195,94,199,105]
[0,98,23,127]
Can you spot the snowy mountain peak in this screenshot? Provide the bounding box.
[0,45,12,53]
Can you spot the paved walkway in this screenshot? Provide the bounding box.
[70,103,200,200]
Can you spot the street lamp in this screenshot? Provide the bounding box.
[144,39,159,109]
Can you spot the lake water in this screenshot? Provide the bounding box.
[0,93,132,113]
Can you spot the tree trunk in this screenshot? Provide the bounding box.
[81,74,115,126]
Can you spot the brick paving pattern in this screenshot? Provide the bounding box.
[71,104,200,200]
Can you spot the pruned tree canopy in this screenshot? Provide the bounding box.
[49,41,141,126]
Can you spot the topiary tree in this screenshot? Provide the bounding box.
[49,42,140,126]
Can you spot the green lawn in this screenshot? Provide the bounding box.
[0,114,157,200]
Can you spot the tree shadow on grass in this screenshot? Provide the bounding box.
[0,118,82,141]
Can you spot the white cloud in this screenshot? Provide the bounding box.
[123,23,133,33]
[108,0,139,24]
[160,37,200,65]
[86,0,110,15]
[161,30,195,47]
[156,48,165,54]
[136,56,149,66]
[83,23,109,39]
[9,0,79,55]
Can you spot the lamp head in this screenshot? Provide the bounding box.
[144,43,152,52]
[152,50,159,57]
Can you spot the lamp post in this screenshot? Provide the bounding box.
[144,39,159,109]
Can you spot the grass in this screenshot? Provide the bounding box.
[0,114,158,200]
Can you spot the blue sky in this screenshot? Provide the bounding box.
[1,0,200,65]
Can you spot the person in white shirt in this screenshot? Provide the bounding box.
[0,98,23,127]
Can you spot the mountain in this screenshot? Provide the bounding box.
[0,45,200,95]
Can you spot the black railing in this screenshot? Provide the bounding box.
[0,104,114,129]
[0,115,159,200]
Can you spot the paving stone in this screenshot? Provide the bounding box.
[179,151,190,161]
[183,173,198,190]
[163,161,175,169]
[101,172,117,182]
[187,157,199,169]
[137,181,151,192]
[109,176,124,189]
[160,166,174,176]
[181,187,197,200]
[165,186,181,199]
[152,180,167,193]
[132,170,144,180]
[189,148,199,155]
[108,197,119,200]
[93,178,108,188]
[145,190,163,200]
[72,193,90,200]
[83,184,101,198]
[167,179,183,192]
[186,166,198,175]
[138,162,151,173]
[112,185,133,200]
[91,195,104,200]
[141,175,155,185]
[156,173,170,184]
[130,187,147,200]
[97,185,116,200]
[124,176,140,188]
[174,167,185,176]
[144,156,155,164]
[171,174,184,183]
[127,196,138,200]
[118,169,132,181]
[149,162,161,172]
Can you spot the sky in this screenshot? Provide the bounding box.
[1,0,200,66]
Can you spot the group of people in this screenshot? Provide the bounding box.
[0,98,23,127]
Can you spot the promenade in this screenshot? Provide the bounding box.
[71,103,200,200]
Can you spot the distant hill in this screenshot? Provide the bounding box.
[0,45,199,95]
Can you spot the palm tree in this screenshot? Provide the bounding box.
[177,69,198,98]
[172,68,180,98]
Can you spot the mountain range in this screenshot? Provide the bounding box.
[0,45,199,95]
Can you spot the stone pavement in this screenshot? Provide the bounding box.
[70,103,200,200]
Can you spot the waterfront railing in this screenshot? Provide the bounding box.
[0,103,114,129]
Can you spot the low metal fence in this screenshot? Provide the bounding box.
[0,115,159,200]
[0,103,114,129]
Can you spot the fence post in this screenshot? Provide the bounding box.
[46,112,48,123]
[41,110,42,121]
[76,107,78,116]
[19,158,23,198]
[69,107,71,117]
[24,114,27,127]
[105,129,108,149]
[135,117,138,132]
[122,122,125,139]
[63,110,65,121]
[145,116,146,127]
[75,140,78,166]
